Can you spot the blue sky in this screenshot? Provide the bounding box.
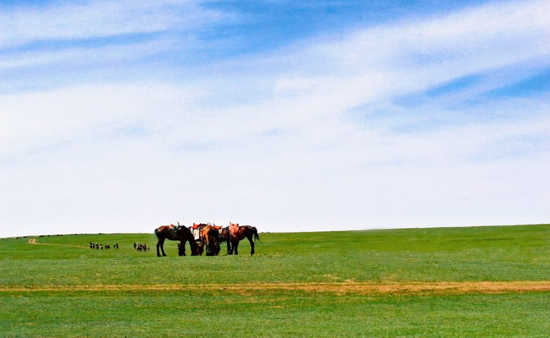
[0,0,549,237]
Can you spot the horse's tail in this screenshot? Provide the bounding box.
[252,227,261,243]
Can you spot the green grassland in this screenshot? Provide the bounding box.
[1,224,550,337]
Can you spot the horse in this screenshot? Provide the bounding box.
[154,224,199,257]
[196,225,222,256]
[188,223,222,255]
[225,223,260,255]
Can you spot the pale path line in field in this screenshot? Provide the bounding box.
[27,238,89,249]
[3,282,550,295]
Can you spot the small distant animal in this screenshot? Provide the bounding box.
[134,243,149,252]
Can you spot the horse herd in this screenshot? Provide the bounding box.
[154,222,260,257]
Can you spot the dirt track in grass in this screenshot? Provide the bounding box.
[28,238,89,249]
[3,281,550,295]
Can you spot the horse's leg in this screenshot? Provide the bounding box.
[159,238,167,257]
[156,238,165,257]
[227,241,232,255]
[233,240,239,255]
[226,239,233,255]
[179,240,186,256]
[247,235,255,255]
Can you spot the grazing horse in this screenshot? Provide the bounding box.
[189,223,222,255]
[154,224,199,257]
[194,224,223,256]
[196,225,222,256]
[225,223,260,255]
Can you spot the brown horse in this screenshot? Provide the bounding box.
[154,224,199,257]
[197,225,222,256]
[223,223,260,255]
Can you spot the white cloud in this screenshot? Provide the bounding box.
[264,0,550,102]
[0,84,199,159]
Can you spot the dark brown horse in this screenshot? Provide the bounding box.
[223,223,260,255]
[154,224,199,257]
[197,225,222,256]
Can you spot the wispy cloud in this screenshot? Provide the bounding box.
[0,39,176,71]
[0,0,227,49]
[0,0,235,92]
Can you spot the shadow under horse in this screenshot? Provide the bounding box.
[154,224,199,257]
[221,225,260,255]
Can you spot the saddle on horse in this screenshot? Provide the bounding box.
[229,222,239,237]
[191,223,204,240]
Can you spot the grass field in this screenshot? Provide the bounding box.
[1,224,550,337]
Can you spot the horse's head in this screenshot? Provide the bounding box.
[190,241,200,256]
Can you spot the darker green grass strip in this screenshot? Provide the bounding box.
[1,292,550,337]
